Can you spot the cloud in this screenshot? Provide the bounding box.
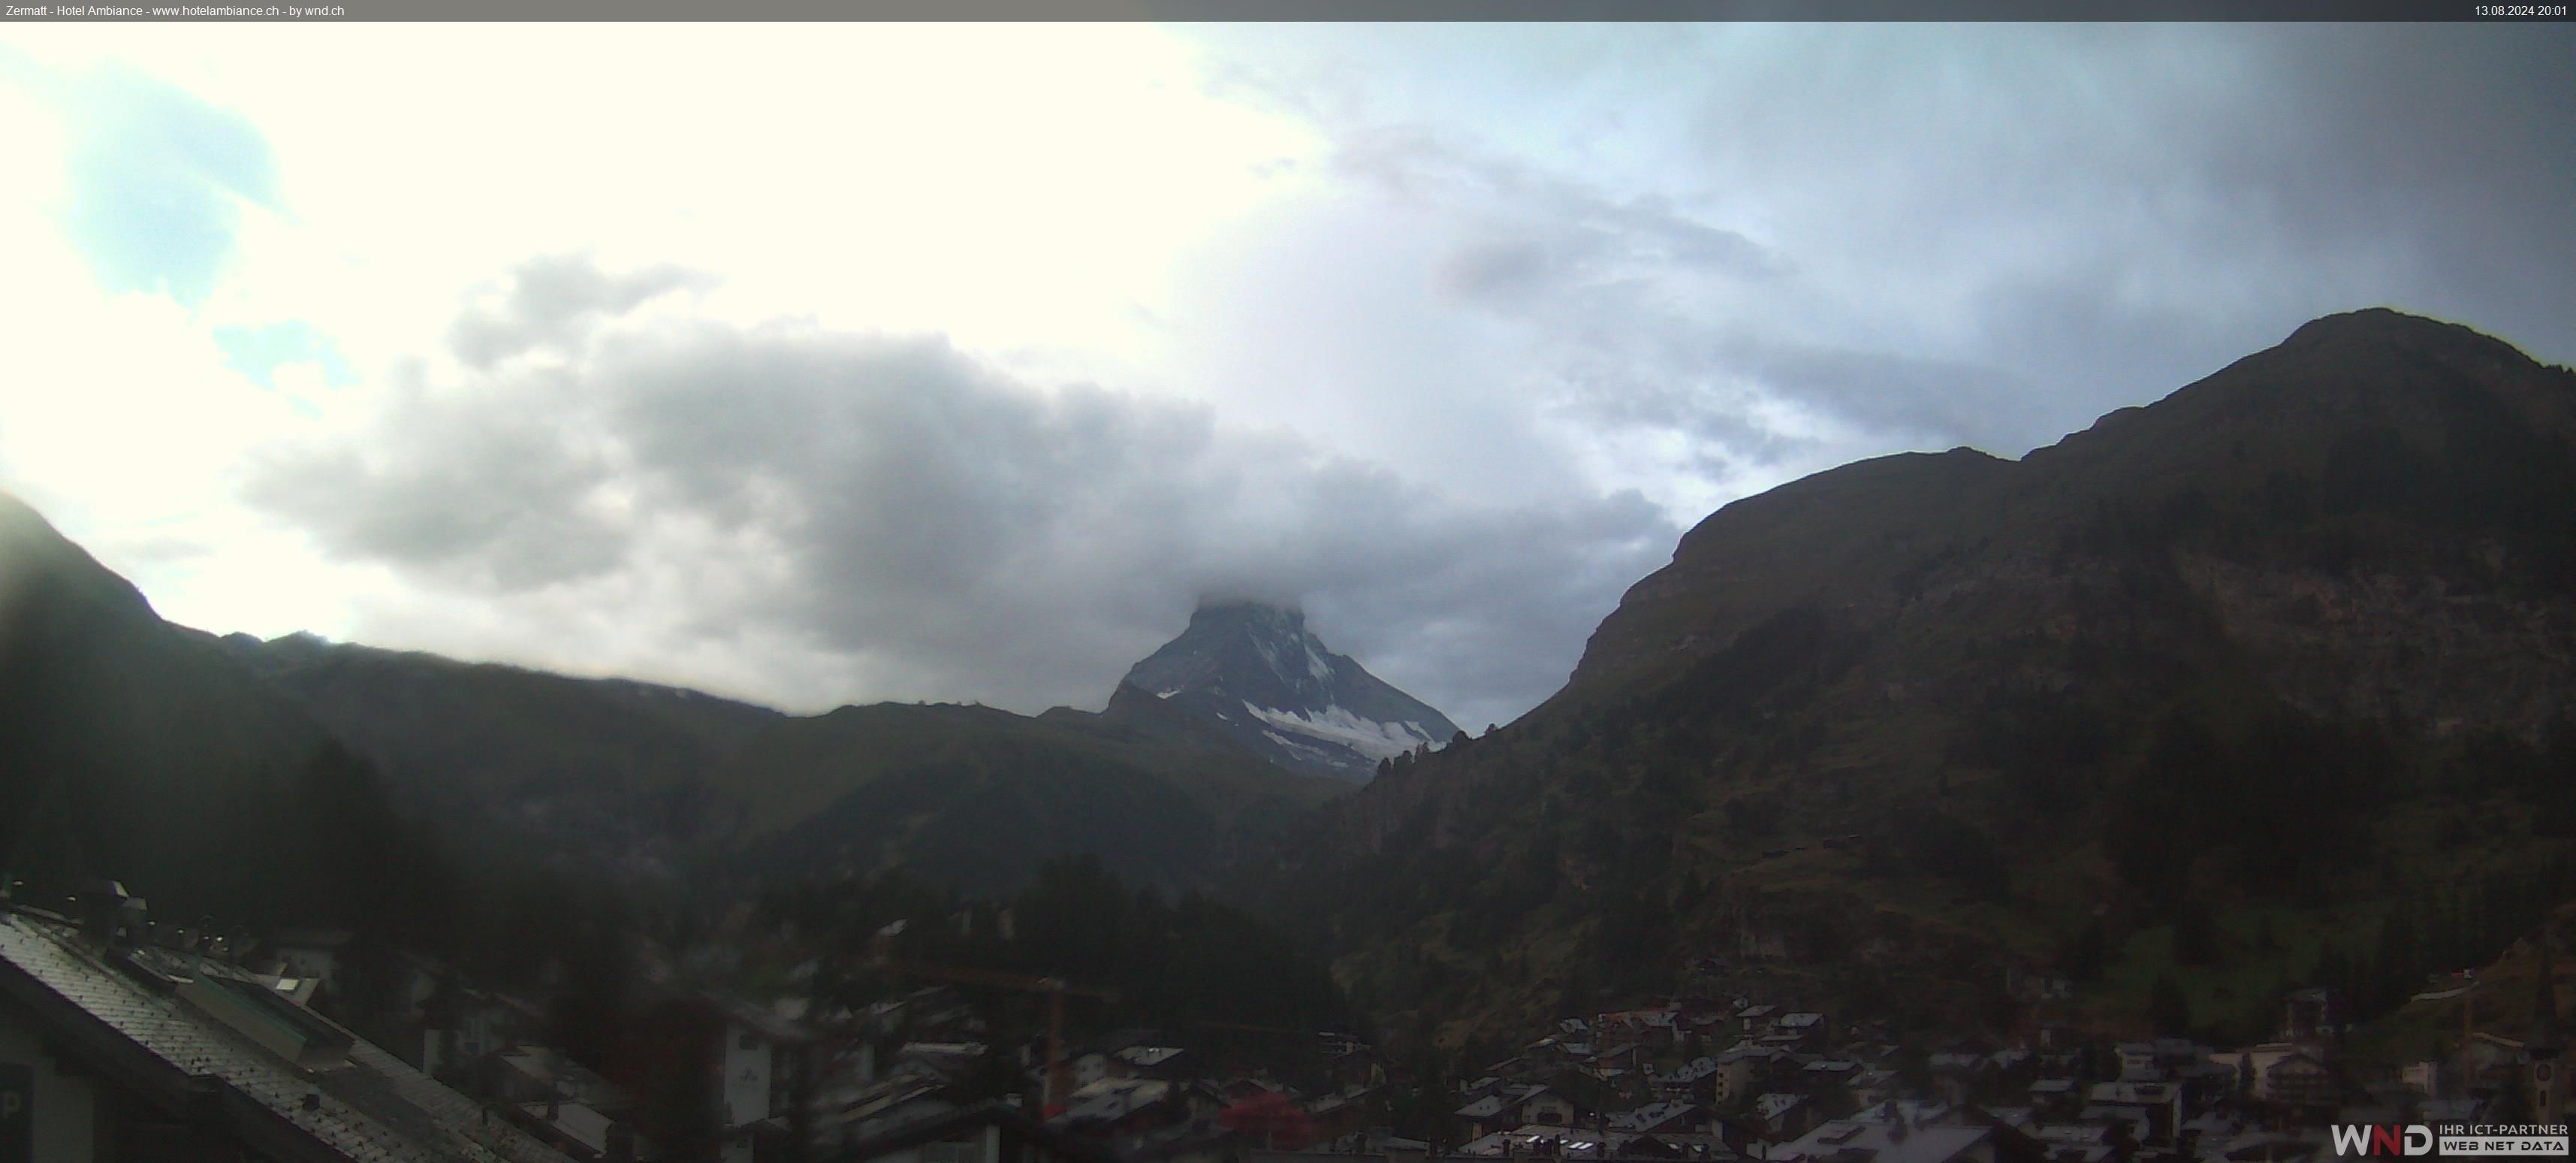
[19,26,2572,737]
[243,255,1677,728]
[446,252,717,369]
[1179,23,2576,505]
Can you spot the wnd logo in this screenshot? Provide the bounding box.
[2330,1124,2436,1157]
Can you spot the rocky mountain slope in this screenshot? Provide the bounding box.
[1256,309,2576,1053]
[1119,600,1462,781]
[0,492,447,933]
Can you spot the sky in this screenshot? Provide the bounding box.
[0,23,2569,731]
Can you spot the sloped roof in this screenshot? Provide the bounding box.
[1609,1100,1697,1131]
[0,909,572,1163]
[1774,1119,1991,1163]
[1115,1045,1187,1068]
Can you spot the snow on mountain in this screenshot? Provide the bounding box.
[1241,702,1437,763]
[1115,600,1462,783]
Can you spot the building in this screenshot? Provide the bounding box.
[0,897,574,1162]
[2281,988,2335,1042]
[2211,1041,2330,1102]
[1515,1085,1586,1127]
[710,994,816,1163]
[833,1099,1124,1163]
[2263,1051,2339,1110]
[1710,1045,1782,1105]
[2080,1081,2181,1147]
[1770,1112,1998,1163]
[1753,1092,1810,1139]
[1771,1013,1826,1045]
[495,1045,653,1159]
[1453,1091,1516,1143]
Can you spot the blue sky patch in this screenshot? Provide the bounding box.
[53,63,283,307]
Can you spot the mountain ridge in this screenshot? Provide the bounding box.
[219,609,1356,896]
[1118,600,1463,781]
[1256,307,2576,1053]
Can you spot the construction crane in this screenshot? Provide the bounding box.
[867,950,1116,1113]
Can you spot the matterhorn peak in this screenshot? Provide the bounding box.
[1117,597,1460,782]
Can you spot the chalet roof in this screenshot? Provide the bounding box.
[1654,1056,1721,1083]
[2267,1050,2330,1073]
[710,992,813,1044]
[0,908,572,1163]
[1516,1083,1580,1107]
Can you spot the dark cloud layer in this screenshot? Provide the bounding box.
[1196,24,2574,488]
[248,255,1675,726]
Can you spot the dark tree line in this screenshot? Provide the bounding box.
[2313,859,2576,1021]
[758,855,1354,1049]
[2106,703,2398,906]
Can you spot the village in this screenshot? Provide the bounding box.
[7,875,2568,1162]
